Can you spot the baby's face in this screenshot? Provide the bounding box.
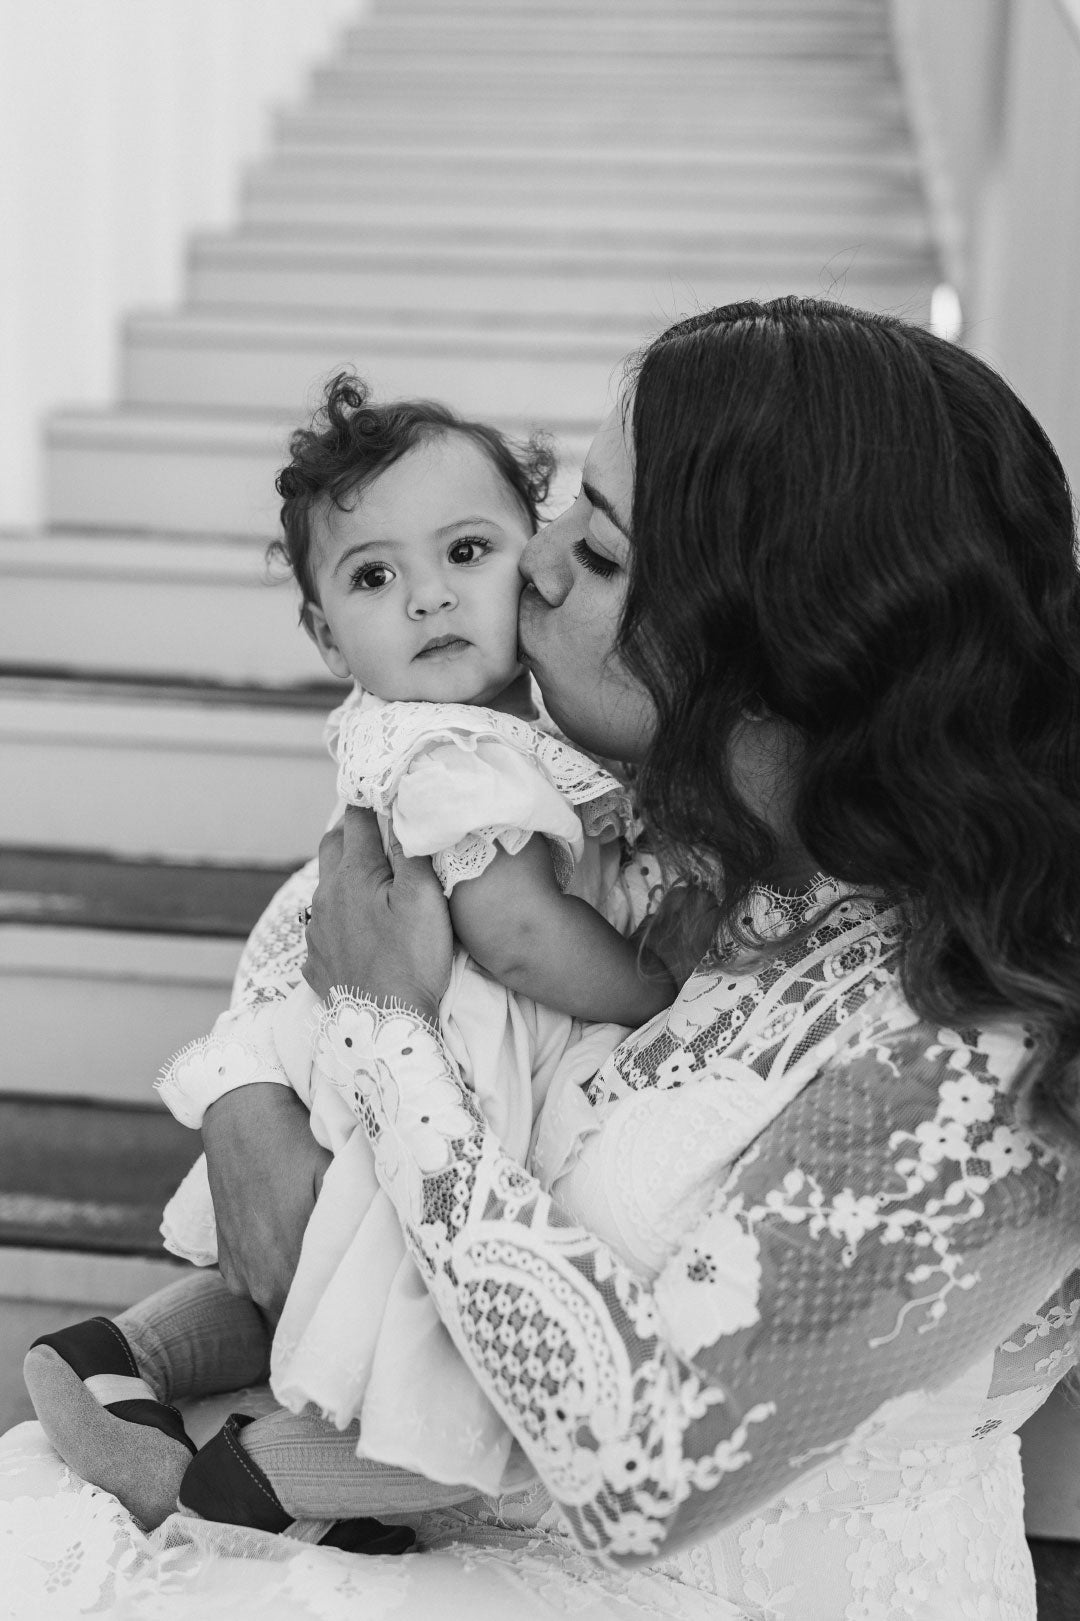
[306,433,532,705]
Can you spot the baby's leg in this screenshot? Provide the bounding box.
[177,1406,476,1552]
[116,1266,272,1402]
[23,1268,271,1529]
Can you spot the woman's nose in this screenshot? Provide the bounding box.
[520,515,573,606]
[406,575,458,618]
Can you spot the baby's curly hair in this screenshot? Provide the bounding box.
[271,372,555,617]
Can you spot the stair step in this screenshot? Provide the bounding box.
[0,1097,199,1253]
[262,137,919,182]
[276,105,909,148]
[0,850,297,1108]
[44,407,293,537]
[44,409,590,535]
[245,156,923,211]
[0,674,339,862]
[365,0,884,11]
[186,235,935,331]
[121,312,632,421]
[0,846,294,936]
[0,923,241,1104]
[315,61,897,90]
[348,8,889,40]
[356,7,882,39]
[238,193,931,244]
[0,1248,189,1312]
[0,532,323,685]
[374,0,871,10]
[200,225,934,275]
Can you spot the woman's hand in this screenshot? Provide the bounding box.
[302,806,453,1021]
[202,1084,331,1316]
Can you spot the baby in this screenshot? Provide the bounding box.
[24,375,675,1549]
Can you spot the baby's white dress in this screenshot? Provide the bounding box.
[156,691,657,1495]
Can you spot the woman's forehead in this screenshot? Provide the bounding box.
[583,407,634,533]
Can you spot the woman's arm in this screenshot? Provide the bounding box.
[303,814,1079,1563]
[449,834,675,1022]
[318,995,1077,1563]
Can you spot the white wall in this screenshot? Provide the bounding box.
[891,0,1080,488]
[0,0,362,530]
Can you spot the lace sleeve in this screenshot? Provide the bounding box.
[316,994,1080,1565]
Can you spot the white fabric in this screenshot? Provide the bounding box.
[5,866,1073,1615]
[304,883,1076,1618]
[83,1375,157,1407]
[157,693,655,1494]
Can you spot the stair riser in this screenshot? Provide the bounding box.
[315,62,896,89]
[266,139,917,180]
[201,226,934,268]
[0,537,323,686]
[45,429,286,538]
[341,24,892,51]
[374,0,881,11]
[0,926,240,1106]
[0,693,337,862]
[239,195,931,245]
[245,166,922,211]
[277,109,908,146]
[122,335,639,421]
[45,424,589,537]
[187,255,934,328]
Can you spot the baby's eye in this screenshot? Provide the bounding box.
[351,562,394,591]
[447,536,491,566]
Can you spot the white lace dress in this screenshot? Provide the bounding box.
[155,693,654,1494]
[2,879,1077,1619]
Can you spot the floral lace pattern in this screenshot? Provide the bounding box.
[4,877,1075,1615]
[334,697,635,897]
[229,856,319,1011]
[317,881,1080,1616]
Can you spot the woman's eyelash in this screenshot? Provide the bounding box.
[572,538,618,579]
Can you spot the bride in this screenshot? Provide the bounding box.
[5,296,1080,1619]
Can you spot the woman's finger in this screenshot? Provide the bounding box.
[316,817,346,882]
[340,804,393,878]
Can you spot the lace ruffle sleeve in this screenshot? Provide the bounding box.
[336,700,634,895]
[316,992,1080,1566]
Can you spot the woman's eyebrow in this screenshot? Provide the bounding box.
[581,480,629,538]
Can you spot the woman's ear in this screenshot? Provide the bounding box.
[303,602,352,681]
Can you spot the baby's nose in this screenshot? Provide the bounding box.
[407,578,458,617]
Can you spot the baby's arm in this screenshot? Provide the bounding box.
[449,834,676,1024]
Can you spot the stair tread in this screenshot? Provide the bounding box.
[233,208,932,249]
[0,669,339,710]
[0,1096,198,1255]
[197,228,936,274]
[0,846,293,937]
[262,138,918,173]
[45,405,597,445]
[0,529,271,570]
[126,310,638,357]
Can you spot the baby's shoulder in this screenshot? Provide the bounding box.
[338,699,628,812]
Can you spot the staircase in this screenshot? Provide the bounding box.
[0,0,939,1313]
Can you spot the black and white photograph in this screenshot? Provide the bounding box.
[1,2,1079,1615]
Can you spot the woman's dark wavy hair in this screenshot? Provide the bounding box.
[271,371,555,619]
[621,295,1080,1148]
